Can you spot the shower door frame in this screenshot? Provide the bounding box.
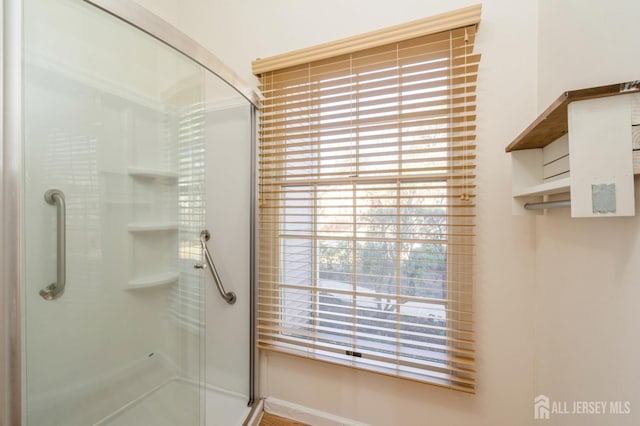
[1,0,24,423]
[0,0,259,424]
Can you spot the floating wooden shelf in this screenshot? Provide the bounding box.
[508,80,640,217]
[127,222,179,232]
[127,272,179,290]
[128,167,179,180]
[505,80,640,152]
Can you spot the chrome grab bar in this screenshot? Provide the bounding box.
[40,189,66,300]
[196,230,236,305]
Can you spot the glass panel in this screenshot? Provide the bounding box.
[23,0,207,424]
[201,72,253,425]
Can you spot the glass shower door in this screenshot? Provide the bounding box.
[23,0,207,424]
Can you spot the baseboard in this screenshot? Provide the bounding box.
[243,398,265,426]
[264,397,369,426]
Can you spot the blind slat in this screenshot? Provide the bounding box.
[260,136,476,155]
[260,123,477,144]
[261,74,479,112]
[257,328,475,367]
[256,336,475,381]
[261,90,476,123]
[260,56,480,100]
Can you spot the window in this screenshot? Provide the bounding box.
[254,5,480,393]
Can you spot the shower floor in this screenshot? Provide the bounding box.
[97,378,250,426]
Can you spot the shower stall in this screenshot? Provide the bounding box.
[1,0,257,424]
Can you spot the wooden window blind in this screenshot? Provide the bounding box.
[254,6,480,393]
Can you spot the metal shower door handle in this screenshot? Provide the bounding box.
[196,229,236,305]
[40,189,66,300]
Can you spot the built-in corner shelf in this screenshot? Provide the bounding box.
[127,163,179,291]
[507,80,640,217]
[128,222,179,232]
[127,272,179,290]
[128,167,179,180]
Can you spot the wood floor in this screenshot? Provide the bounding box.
[259,413,309,426]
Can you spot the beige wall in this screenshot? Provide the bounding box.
[125,0,640,424]
[535,1,640,425]
[131,1,540,424]
[246,3,539,424]
[537,0,640,108]
[130,1,541,425]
